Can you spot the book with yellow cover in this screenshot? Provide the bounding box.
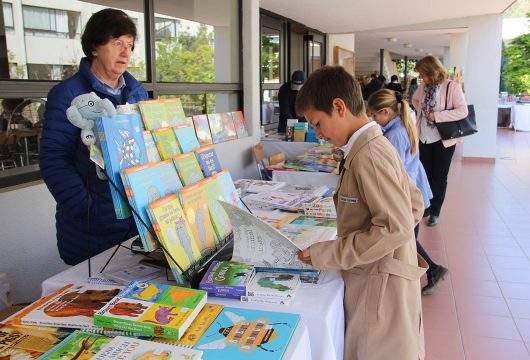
[138,98,186,130]
[152,126,181,160]
[180,182,217,255]
[173,152,205,186]
[146,194,202,284]
[202,176,232,244]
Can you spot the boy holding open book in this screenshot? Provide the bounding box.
[296,66,427,360]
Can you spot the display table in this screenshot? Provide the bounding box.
[273,170,339,190]
[42,240,345,360]
[511,104,530,131]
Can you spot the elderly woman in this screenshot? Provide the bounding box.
[412,56,468,229]
[40,9,148,265]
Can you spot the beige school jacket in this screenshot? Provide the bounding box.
[310,125,427,360]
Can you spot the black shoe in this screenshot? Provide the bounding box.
[422,265,449,295]
[427,215,439,226]
[423,208,430,218]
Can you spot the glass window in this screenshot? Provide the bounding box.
[154,0,240,83]
[155,17,179,40]
[0,1,146,81]
[160,93,240,116]
[262,27,280,83]
[3,2,13,28]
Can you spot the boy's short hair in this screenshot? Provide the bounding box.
[295,66,365,117]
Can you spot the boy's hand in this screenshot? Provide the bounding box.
[298,248,312,265]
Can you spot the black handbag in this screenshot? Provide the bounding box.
[435,82,477,140]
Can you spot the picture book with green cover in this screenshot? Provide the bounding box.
[173,152,205,186]
[152,127,181,160]
[94,281,207,340]
[38,330,112,360]
[199,261,255,299]
[146,194,202,283]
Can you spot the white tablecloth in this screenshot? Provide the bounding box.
[273,170,339,190]
[511,104,530,131]
[42,241,344,360]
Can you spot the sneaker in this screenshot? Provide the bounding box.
[422,265,449,295]
[427,215,439,227]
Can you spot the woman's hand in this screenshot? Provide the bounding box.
[298,248,312,265]
[427,112,435,121]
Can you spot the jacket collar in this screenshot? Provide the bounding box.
[343,125,383,170]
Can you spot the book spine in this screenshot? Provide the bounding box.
[240,296,291,305]
[93,314,181,340]
[245,289,293,300]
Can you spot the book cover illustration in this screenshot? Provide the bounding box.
[14,284,122,331]
[180,182,217,255]
[246,272,300,300]
[276,223,337,254]
[207,113,226,144]
[199,261,255,299]
[233,179,286,193]
[123,160,183,252]
[219,112,237,141]
[218,201,312,270]
[242,191,318,212]
[94,281,207,340]
[302,197,337,218]
[212,170,244,209]
[0,323,71,359]
[194,146,222,177]
[143,130,161,163]
[152,303,224,347]
[139,98,186,130]
[92,335,203,359]
[146,194,202,283]
[116,103,140,115]
[39,330,111,360]
[230,111,248,138]
[194,307,300,360]
[252,210,298,229]
[152,127,181,160]
[173,124,201,153]
[192,114,213,146]
[96,114,148,219]
[202,177,232,244]
[183,116,194,126]
[173,152,205,186]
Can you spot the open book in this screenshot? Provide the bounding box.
[219,201,316,270]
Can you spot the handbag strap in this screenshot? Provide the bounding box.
[444,80,451,110]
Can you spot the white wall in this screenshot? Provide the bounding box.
[0,183,69,304]
[462,14,503,159]
[448,33,468,72]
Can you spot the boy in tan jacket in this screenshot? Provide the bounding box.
[296,66,427,360]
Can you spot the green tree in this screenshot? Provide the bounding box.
[156,24,214,83]
[261,35,280,82]
[395,59,418,79]
[502,31,530,95]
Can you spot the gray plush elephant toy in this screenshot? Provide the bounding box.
[66,92,116,146]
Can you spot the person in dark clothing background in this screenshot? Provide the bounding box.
[362,73,383,100]
[277,70,306,133]
[386,74,403,94]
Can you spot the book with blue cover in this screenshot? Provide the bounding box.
[194,146,222,177]
[173,124,201,153]
[96,114,148,219]
[122,159,183,251]
[212,170,244,209]
[199,260,255,299]
[173,152,204,186]
[194,307,300,359]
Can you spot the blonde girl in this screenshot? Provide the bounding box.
[368,89,448,295]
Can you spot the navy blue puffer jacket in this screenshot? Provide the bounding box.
[40,57,149,265]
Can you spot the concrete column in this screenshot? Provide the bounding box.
[462,14,503,159]
[242,0,260,137]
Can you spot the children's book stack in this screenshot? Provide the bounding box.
[199,260,255,299]
[94,281,207,340]
[242,272,301,305]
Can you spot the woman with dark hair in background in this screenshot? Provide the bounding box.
[412,56,468,227]
[40,9,149,265]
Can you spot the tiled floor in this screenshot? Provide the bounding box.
[421,128,530,359]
